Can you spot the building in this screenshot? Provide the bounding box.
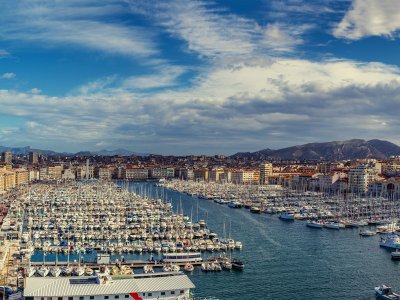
[348,165,377,194]
[24,273,195,300]
[62,168,76,180]
[29,152,39,164]
[1,151,12,164]
[178,168,194,180]
[97,166,112,180]
[0,170,15,191]
[231,169,258,184]
[193,169,208,181]
[48,165,63,180]
[125,167,149,180]
[14,168,29,186]
[209,168,224,182]
[150,168,175,179]
[259,163,273,185]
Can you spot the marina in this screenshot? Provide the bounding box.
[2,181,400,299]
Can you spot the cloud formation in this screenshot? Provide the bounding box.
[0,1,157,58]
[1,56,400,154]
[333,0,400,40]
[0,0,399,154]
[1,73,16,79]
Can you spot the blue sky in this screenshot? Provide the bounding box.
[1,0,400,155]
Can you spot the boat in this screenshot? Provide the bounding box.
[306,220,324,229]
[279,211,295,221]
[49,266,61,277]
[184,263,194,272]
[359,229,376,236]
[375,284,400,299]
[392,250,400,260]
[380,233,400,249]
[250,207,261,214]
[163,252,202,263]
[231,259,244,270]
[324,222,341,230]
[228,202,242,209]
[25,266,36,277]
[85,266,94,276]
[144,265,155,274]
[36,266,50,277]
[222,260,232,270]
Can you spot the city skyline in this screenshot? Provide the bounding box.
[1,0,400,154]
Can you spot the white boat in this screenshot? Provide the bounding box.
[380,233,400,249]
[235,241,243,250]
[279,211,295,220]
[222,261,232,270]
[144,265,155,274]
[49,266,61,277]
[163,252,202,263]
[37,266,50,277]
[184,263,194,272]
[324,222,341,230]
[375,284,400,299]
[26,266,36,277]
[359,229,376,236]
[306,220,324,229]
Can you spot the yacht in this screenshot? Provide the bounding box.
[375,284,400,299]
[231,259,244,270]
[279,211,295,221]
[380,233,400,249]
[49,266,61,277]
[306,220,324,229]
[37,266,50,277]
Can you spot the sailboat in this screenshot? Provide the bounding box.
[37,251,50,277]
[50,252,61,277]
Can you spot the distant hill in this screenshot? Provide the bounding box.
[0,145,67,156]
[0,146,148,157]
[231,139,400,160]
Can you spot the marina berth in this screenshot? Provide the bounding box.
[23,272,195,300]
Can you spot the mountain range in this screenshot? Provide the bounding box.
[0,146,149,157]
[231,139,400,160]
[2,139,400,159]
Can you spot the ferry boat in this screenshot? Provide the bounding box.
[163,252,202,263]
[380,233,400,249]
[375,284,400,299]
[24,271,195,300]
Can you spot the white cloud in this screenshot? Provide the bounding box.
[262,23,312,52]
[128,0,256,58]
[128,0,309,59]
[0,1,157,58]
[1,72,16,79]
[333,0,400,40]
[122,66,186,90]
[1,56,400,153]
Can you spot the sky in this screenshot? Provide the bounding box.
[1,0,400,155]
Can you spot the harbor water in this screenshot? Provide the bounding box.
[32,182,400,299]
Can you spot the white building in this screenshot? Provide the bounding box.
[24,273,195,300]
